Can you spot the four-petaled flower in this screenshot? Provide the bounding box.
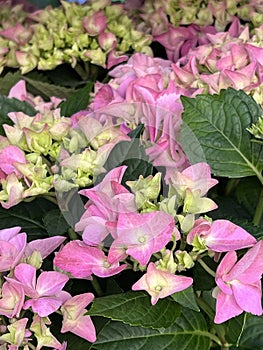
[132,262,193,305]
[61,293,96,343]
[7,263,70,317]
[108,211,176,266]
[213,240,263,323]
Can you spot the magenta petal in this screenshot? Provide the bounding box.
[232,281,263,316]
[214,290,243,324]
[53,241,94,278]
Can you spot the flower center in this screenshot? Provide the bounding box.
[138,235,147,243]
[104,261,111,268]
[155,285,163,292]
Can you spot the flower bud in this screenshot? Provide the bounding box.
[82,11,107,36]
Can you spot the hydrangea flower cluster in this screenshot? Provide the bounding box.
[0,79,132,208]
[0,1,262,348]
[53,162,262,325]
[0,226,96,349]
[0,0,152,74]
[137,0,263,31]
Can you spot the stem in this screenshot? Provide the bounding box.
[91,276,103,297]
[195,296,229,350]
[224,179,240,196]
[197,258,216,277]
[253,188,263,226]
[67,228,78,240]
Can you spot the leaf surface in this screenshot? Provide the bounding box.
[94,308,211,350]
[88,291,181,329]
[181,89,263,179]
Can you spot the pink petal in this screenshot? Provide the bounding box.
[62,314,96,343]
[62,293,94,320]
[14,263,36,296]
[227,240,263,283]
[36,271,69,296]
[232,280,263,316]
[25,236,66,259]
[0,226,22,241]
[214,289,243,324]
[206,220,256,252]
[24,296,64,317]
[216,251,237,279]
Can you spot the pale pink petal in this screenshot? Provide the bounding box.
[62,293,94,320]
[227,241,263,283]
[24,296,64,317]
[0,241,20,272]
[0,226,22,241]
[62,314,96,343]
[132,263,192,305]
[14,263,36,296]
[206,220,256,252]
[25,236,66,259]
[36,271,69,296]
[81,216,109,245]
[0,281,24,318]
[232,280,263,316]
[214,289,243,324]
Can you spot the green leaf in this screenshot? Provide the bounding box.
[24,77,76,100]
[103,138,153,184]
[171,286,200,312]
[88,291,181,329]
[0,95,36,135]
[224,314,246,346]
[42,209,70,236]
[59,83,94,117]
[0,71,22,96]
[237,315,263,349]
[235,177,262,219]
[181,88,263,179]
[0,197,57,240]
[94,308,211,350]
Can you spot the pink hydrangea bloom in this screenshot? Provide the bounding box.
[61,293,96,343]
[0,145,27,180]
[169,162,218,197]
[132,262,193,305]
[214,240,263,323]
[82,10,107,36]
[0,281,24,318]
[54,240,126,278]
[0,318,30,349]
[7,263,70,317]
[25,236,66,260]
[76,166,137,244]
[187,218,257,252]
[108,211,175,266]
[0,226,27,272]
